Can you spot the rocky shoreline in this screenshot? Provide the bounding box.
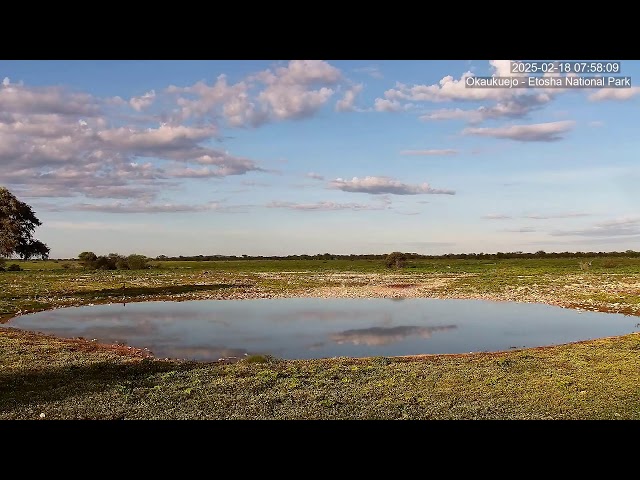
[5,271,639,321]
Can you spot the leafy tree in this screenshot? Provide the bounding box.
[78,251,98,268]
[385,251,408,269]
[126,254,149,270]
[94,256,117,270]
[0,187,50,260]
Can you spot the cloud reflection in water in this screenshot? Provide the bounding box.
[330,325,457,346]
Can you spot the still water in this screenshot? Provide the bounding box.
[7,298,639,362]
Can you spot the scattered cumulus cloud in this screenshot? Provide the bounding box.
[0,78,270,202]
[168,60,344,127]
[374,98,412,112]
[420,94,554,124]
[129,90,156,111]
[375,60,565,124]
[463,121,575,142]
[0,82,103,116]
[589,87,640,101]
[329,176,455,195]
[335,83,364,112]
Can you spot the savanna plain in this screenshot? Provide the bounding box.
[2,256,640,420]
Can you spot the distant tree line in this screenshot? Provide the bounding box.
[78,252,150,270]
[150,250,640,261]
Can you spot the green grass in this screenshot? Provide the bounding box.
[10,256,640,274]
[2,327,639,419]
[1,256,640,419]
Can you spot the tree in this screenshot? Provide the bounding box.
[95,256,117,270]
[78,251,98,268]
[385,251,408,269]
[126,254,149,270]
[0,187,50,260]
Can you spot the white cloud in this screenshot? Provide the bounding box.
[167,155,260,177]
[376,60,557,123]
[306,172,325,180]
[258,84,334,120]
[0,82,102,116]
[421,94,554,124]
[97,124,217,150]
[129,90,156,111]
[2,77,9,87]
[374,98,407,112]
[329,176,455,195]
[588,87,640,101]
[335,83,364,112]
[0,82,266,201]
[400,149,458,156]
[482,214,512,220]
[258,60,342,86]
[169,61,343,126]
[462,121,575,142]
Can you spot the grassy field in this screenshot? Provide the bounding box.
[1,256,640,419]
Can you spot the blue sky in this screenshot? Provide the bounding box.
[1,60,639,258]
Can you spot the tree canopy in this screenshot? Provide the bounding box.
[0,187,50,260]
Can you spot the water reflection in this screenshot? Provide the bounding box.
[330,325,457,346]
[159,345,249,362]
[7,298,639,362]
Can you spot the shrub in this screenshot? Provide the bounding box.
[78,251,98,269]
[7,263,22,271]
[243,354,276,364]
[126,254,149,270]
[95,256,117,270]
[385,251,408,269]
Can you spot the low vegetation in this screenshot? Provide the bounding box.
[1,255,640,419]
[77,252,150,271]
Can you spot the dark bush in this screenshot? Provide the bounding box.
[126,254,149,270]
[78,251,98,269]
[385,252,407,269]
[95,256,117,270]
